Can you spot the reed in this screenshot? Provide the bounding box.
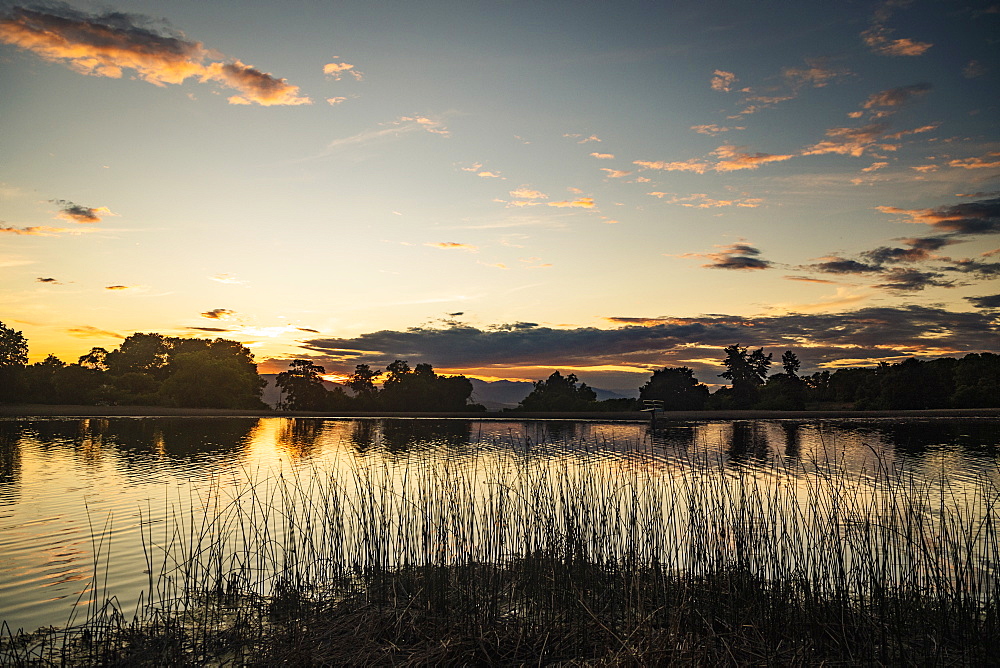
[3,432,997,665]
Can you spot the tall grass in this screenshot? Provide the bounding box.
[3,432,997,665]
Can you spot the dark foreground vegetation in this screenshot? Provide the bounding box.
[2,439,996,665]
[1,320,997,413]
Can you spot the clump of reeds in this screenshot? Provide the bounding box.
[3,433,997,665]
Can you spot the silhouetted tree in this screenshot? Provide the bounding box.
[517,371,598,411]
[0,321,28,403]
[347,363,382,408]
[275,359,328,411]
[781,350,800,377]
[639,367,709,410]
[159,350,266,409]
[381,360,479,411]
[719,344,771,408]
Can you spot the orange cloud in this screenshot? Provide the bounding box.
[600,168,632,178]
[202,308,236,319]
[711,70,737,92]
[548,197,595,209]
[690,124,744,136]
[802,123,888,157]
[322,61,363,80]
[949,154,1000,170]
[51,199,111,223]
[863,29,932,56]
[66,325,123,339]
[649,192,763,208]
[326,96,347,105]
[711,145,794,171]
[861,161,889,172]
[0,5,310,106]
[509,188,547,200]
[1,225,74,236]
[633,159,710,174]
[590,152,614,159]
[426,242,478,251]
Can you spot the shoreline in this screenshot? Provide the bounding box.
[1,404,998,420]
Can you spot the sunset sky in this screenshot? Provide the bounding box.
[1,0,997,391]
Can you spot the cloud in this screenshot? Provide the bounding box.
[683,243,771,270]
[327,115,450,149]
[326,96,346,105]
[809,257,882,274]
[548,197,595,209]
[874,268,952,291]
[600,168,632,178]
[862,28,932,56]
[710,70,737,92]
[105,285,131,290]
[782,61,852,88]
[861,2,932,58]
[322,61,362,80]
[509,188,546,200]
[862,161,889,172]
[209,273,246,285]
[948,153,1000,170]
[564,133,601,143]
[66,325,122,339]
[711,145,794,171]
[426,242,478,251]
[648,192,762,208]
[0,225,91,236]
[963,60,988,78]
[298,327,321,333]
[201,308,236,319]
[802,123,889,157]
[633,159,710,174]
[877,197,1000,235]
[294,306,998,379]
[590,152,614,159]
[861,83,931,109]
[690,124,744,136]
[0,4,311,105]
[966,294,1000,309]
[477,171,503,178]
[51,199,110,223]
[36,277,59,283]
[188,326,231,333]
[860,236,956,264]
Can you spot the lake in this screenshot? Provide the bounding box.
[1,416,997,634]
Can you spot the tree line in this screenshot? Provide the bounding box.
[1,321,996,411]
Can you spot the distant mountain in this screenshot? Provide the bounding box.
[260,374,637,411]
[469,378,637,410]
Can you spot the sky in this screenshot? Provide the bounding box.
[1,0,998,391]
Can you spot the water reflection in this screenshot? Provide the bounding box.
[0,421,21,505]
[0,415,996,635]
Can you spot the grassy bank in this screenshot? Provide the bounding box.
[3,436,997,665]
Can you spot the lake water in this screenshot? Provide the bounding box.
[1,416,997,634]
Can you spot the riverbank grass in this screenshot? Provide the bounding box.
[3,439,996,665]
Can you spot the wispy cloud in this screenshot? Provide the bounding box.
[209,273,246,285]
[548,197,595,209]
[0,4,311,105]
[649,192,763,208]
[563,133,602,143]
[67,325,122,339]
[690,124,744,136]
[105,285,131,290]
[36,277,60,284]
[509,188,547,200]
[326,115,450,150]
[600,168,632,178]
[590,152,614,159]
[426,242,478,251]
[711,145,794,171]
